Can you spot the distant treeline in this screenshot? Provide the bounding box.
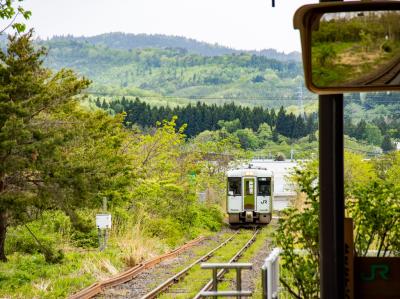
[94,97,318,139]
[48,33,301,61]
[313,12,400,43]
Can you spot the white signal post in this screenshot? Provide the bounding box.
[96,197,111,251]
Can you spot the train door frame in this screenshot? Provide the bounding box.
[243,177,256,210]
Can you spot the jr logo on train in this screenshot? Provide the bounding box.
[226,165,273,225]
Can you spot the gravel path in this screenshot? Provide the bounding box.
[241,233,272,293]
[96,229,233,299]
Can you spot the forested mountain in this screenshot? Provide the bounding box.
[4,32,395,122]
[47,33,301,61]
[37,36,311,108]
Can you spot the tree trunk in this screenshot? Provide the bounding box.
[0,210,7,262]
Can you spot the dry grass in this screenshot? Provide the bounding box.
[339,49,381,67]
[116,223,166,267]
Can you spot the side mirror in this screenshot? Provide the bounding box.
[294,1,400,94]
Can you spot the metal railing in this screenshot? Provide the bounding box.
[199,263,253,297]
[262,248,281,299]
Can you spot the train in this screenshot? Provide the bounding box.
[226,165,273,225]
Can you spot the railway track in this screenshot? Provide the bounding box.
[69,237,206,299]
[353,54,400,86]
[74,227,268,299]
[141,228,260,299]
[193,229,260,299]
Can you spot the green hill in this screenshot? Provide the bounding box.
[27,33,400,122]
[48,33,302,61]
[37,34,313,109]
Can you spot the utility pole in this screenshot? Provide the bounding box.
[297,85,306,120]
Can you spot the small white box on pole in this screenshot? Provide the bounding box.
[96,214,112,229]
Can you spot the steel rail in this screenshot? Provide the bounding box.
[365,57,400,85]
[193,228,260,299]
[352,54,400,86]
[68,236,206,299]
[140,231,240,299]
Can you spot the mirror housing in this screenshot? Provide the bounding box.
[294,1,400,94]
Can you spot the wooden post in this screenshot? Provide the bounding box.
[344,218,354,299]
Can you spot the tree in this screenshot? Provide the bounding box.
[315,44,337,67]
[275,107,289,136]
[0,0,31,34]
[387,152,400,186]
[308,132,317,143]
[276,153,400,298]
[359,30,373,52]
[95,97,101,107]
[347,180,400,256]
[217,118,241,133]
[381,135,395,152]
[234,128,259,150]
[101,99,109,109]
[0,32,130,261]
[344,152,376,194]
[354,119,367,140]
[347,152,400,256]
[293,115,306,139]
[274,160,320,298]
[251,75,265,83]
[364,123,383,146]
[272,129,279,142]
[257,123,272,147]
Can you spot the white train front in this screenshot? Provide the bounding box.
[226,165,273,225]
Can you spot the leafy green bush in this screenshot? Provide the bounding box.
[145,217,184,246]
[0,252,95,298]
[41,211,72,238]
[6,226,55,255]
[66,209,101,248]
[381,40,395,53]
[5,224,64,263]
[195,204,224,231]
[273,161,320,298]
[111,206,133,235]
[70,228,99,248]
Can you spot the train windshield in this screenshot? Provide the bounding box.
[228,177,241,196]
[257,177,271,196]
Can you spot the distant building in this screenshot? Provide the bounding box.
[250,159,300,210]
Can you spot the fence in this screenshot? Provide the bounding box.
[199,263,253,297]
[262,248,281,299]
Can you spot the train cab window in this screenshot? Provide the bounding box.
[245,180,254,195]
[258,177,271,196]
[228,177,241,196]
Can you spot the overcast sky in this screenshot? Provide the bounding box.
[20,0,317,53]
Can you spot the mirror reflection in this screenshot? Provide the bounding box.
[311,11,400,88]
